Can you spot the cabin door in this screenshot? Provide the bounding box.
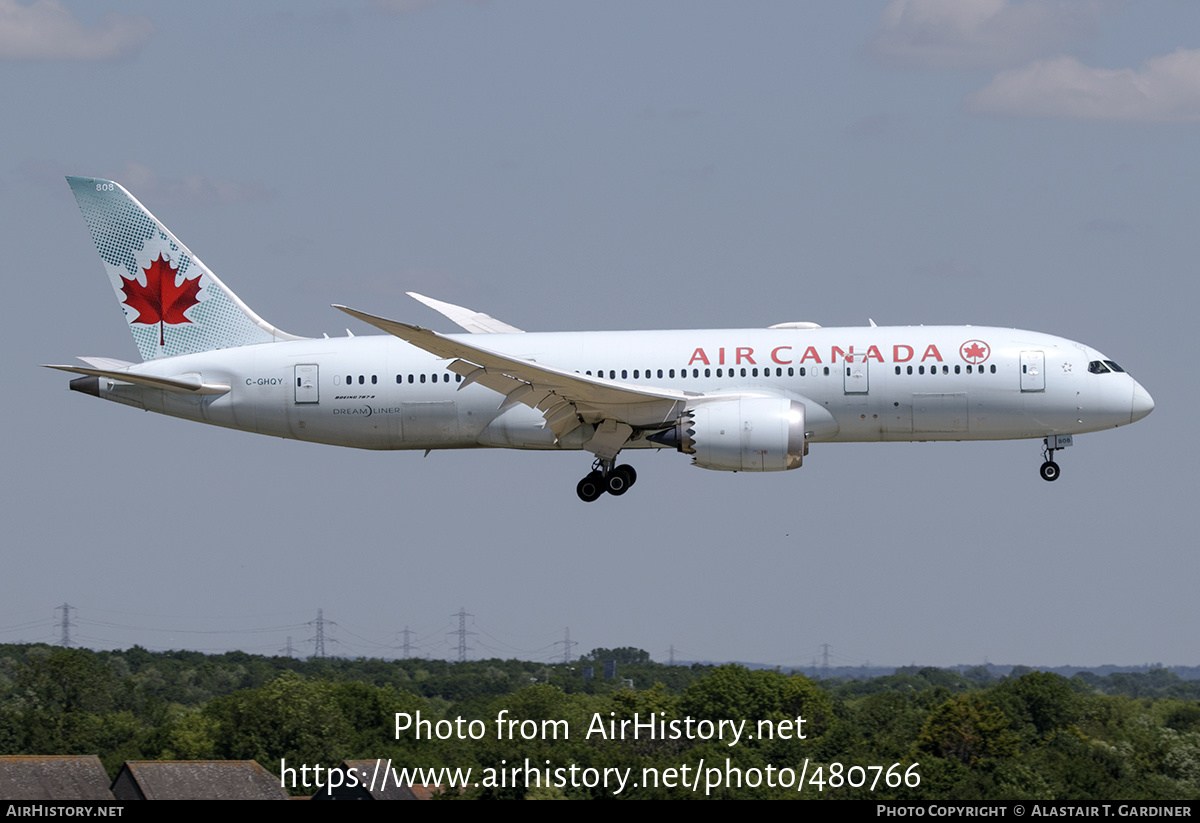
[1020,351,1045,392]
[843,354,869,394]
[295,364,319,403]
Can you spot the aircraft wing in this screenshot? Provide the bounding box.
[407,292,525,334]
[334,305,690,442]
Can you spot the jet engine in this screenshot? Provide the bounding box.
[649,396,806,471]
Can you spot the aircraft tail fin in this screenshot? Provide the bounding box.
[66,176,303,361]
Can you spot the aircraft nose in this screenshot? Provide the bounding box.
[1131,381,1154,423]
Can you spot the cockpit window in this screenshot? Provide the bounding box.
[1104,360,1125,373]
[1088,360,1111,374]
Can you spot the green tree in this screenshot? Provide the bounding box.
[917,694,1018,766]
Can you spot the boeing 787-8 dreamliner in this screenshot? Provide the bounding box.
[46,177,1154,501]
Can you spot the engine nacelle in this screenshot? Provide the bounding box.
[651,396,806,472]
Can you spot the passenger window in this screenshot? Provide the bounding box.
[907,366,913,375]
[823,367,830,376]
[420,374,426,383]
[371,375,377,384]
[669,369,676,378]
[990,365,996,373]
[895,366,901,375]
[622,370,627,379]
[358,375,364,385]
[705,368,711,377]
[657,369,664,378]
[954,365,960,374]
[633,370,639,379]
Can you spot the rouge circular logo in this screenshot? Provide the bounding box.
[959,340,990,364]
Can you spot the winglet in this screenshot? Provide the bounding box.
[407,292,524,334]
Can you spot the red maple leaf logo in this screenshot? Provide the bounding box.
[119,254,201,346]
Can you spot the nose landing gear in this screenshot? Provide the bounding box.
[1039,459,1060,482]
[576,459,637,502]
[1039,435,1072,482]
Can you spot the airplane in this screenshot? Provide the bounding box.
[46,176,1155,502]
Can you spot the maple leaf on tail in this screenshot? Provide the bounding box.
[119,253,202,346]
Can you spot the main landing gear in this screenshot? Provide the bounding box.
[1039,435,1073,482]
[576,459,638,502]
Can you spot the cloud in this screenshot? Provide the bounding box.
[369,0,484,13]
[965,49,1200,122]
[16,160,276,205]
[658,163,715,182]
[0,0,152,60]
[869,0,1107,69]
[1084,218,1141,235]
[115,162,276,207]
[640,106,705,121]
[912,259,979,280]
[842,113,891,139]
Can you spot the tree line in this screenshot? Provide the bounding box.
[0,643,1197,799]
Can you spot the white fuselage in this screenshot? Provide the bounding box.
[85,325,1151,453]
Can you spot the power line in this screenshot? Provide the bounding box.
[556,627,577,664]
[55,603,74,647]
[449,607,476,662]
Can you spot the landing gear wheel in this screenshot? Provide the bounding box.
[577,471,604,502]
[606,465,635,496]
[1039,461,1060,482]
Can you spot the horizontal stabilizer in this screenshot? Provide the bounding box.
[78,356,136,370]
[41,364,230,395]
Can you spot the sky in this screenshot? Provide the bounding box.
[2,0,1196,670]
